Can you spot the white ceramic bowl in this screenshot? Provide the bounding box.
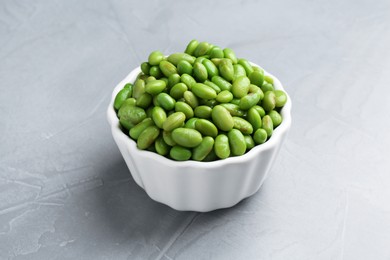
[107,64,291,212]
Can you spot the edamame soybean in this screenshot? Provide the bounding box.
[192,136,214,161]
[171,128,203,147]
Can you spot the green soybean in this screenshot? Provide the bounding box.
[253,128,267,144]
[247,107,262,131]
[171,128,203,147]
[118,98,137,118]
[216,90,233,103]
[261,82,274,93]
[233,117,253,135]
[262,115,273,137]
[168,73,181,88]
[170,146,192,161]
[248,70,264,87]
[253,105,266,117]
[145,76,156,83]
[194,105,212,119]
[129,118,154,140]
[162,112,186,131]
[220,103,245,117]
[231,76,250,98]
[223,48,237,64]
[155,136,170,156]
[133,79,145,99]
[191,83,217,100]
[274,90,287,107]
[159,61,177,78]
[209,46,224,59]
[156,93,176,110]
[177,60,193,75]
[204,80,221,93]
[214,134,230,159]
[192,136,214,161]
[184,117,198,129]
[244,135,255,150]
[181,74,196,89]
[233,64,246,80]
[203,149,218,162]
[219,59,234,82]
[211,75,232,91]
[149,65,163,78]
[137,126,160,149]
[183,90,199,108]
[238,58,254,75]
[148,51,164,66]
[202,59,219,78]
[175,101,194,119]
[163,130,176,146]
[145,80,167,95]
[264,75,274,84]
[167,52,196,66]
[136,93,153,108]
[193,62,208,82]
[211,105,234,131]
[114,88,131,110]
[228,129,246,156]
[240,91,261,110]
[268,110,282,127]
[195,119,218,137]
[193,41,211,57]
[170,83,188,100]
[118,106,146,130]
[184,40,199,56]
[141,62,150,75]
[262,91,276,112]
[152,106,167,128]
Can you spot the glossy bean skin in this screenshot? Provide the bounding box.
[261,82,274,93]
[133,79,145,99]
[262,91,276,112]
[183,91,199,108]
[148,51,164,65]
[238,58,254,75]
[268,110,282,127]
[211,105,234,131]
[181,74,196,89]
[248,70,264,87]
[214,134,230,159]
[167,52,196,66]
[192,136,215,161]
[152,106,167,128]
[141,62,150,75]
[223,48,237,64]
[155,136,170,156]
[118,98,137,118]
[209,46,224,59]
[253,128,267,144]
[191,83,217,100]
[240,91,261,110]
[211,75,232,91]
[228,129,246,156]
[204,80,221,93]
[162,112,186,131]
[168,73,181,88]
[202,59,219,78]
[145,80,167,95]
[244,135,255,150]
[219,59,234,82]
[193,41,211,57]
[220,103,245,117]
[156,93,176,111]
[118,106,147,130]
[162,130,176,146]
[274,90,288,107]
[253,105,266,117]
[171,128,203,148]
[233,117,253,135]
[170,82,188,100]
[129,118,155,140]
[184,40,199,56]
[177,60,193,75]
[216,90,233,103]
[231,76,250,98]
[137,126,160,149]
[114,88,131,110]
[170,146,192,161]
[233,64,246,80]
[262,115,273,137]
[194,105,212,119]
[184,117,198,129]
[175,101,194,119]
[159,61,178,78]
[149,65,163,78]
[136,93,153,109]
[195,119,218,137]
[193,62,208,82]
[247,107,262,131]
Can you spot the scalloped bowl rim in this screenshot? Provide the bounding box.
[107,63,291,169]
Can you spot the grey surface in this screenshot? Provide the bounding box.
[1,0,390,259]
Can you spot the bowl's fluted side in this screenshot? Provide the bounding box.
[107,64,291,212]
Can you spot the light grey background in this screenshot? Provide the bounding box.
[1,0,390,259]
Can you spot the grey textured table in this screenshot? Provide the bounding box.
[1,0,390,259]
